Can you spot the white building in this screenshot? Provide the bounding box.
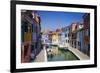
[61,26,70,48]
[41,32,50,45]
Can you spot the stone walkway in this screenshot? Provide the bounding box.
[34,47,47,62]
[67,46,90,60]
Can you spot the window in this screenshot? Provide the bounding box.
[78,41,80,46]
[74,41,76,48]
[88,44,90,49]
[65,34,67,37]
[68,40,69,43]
[68,33,69,37]
[72,41,73,45]
[23,22,28,32]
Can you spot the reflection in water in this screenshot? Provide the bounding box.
[46,45,79,61]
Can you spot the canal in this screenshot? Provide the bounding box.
[46,45,79,61]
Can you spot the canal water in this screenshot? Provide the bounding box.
[46,45,79,61]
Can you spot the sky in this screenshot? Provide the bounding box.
[37,10,85,31]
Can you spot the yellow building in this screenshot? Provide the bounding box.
[48,28,61,45]
[52,32,59,45]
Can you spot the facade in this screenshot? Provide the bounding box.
[21,10,33,63]
[51,28,61,45]
[68,13,90,57]
[76,23,84,52]
[48,31,53,44]
[69,23,77,48]
[56,28,62,45]
[51,32,59,45]
[21,10,42,63]
[31,11,42,61]
[41,32,49,44]
[83,13,90,56]
[56,14,90,57]
[43,28,62,46]
[62,26,70,47]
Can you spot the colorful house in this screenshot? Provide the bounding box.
[76,23,84,52]
[62,26,70,47]
[69,23,77,48]
[41,32,49,44]
[51,32,59,45]
[21,10,42,63]
[83,13,90,56]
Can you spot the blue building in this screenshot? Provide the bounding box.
[30,11,42,61]
[76,23,85,52]
[76,13,90,56]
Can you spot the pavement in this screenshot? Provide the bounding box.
[34,46,47,62]
[67,46,90,60]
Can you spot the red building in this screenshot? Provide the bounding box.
[83,13,90,56]
[69,23,78,48]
